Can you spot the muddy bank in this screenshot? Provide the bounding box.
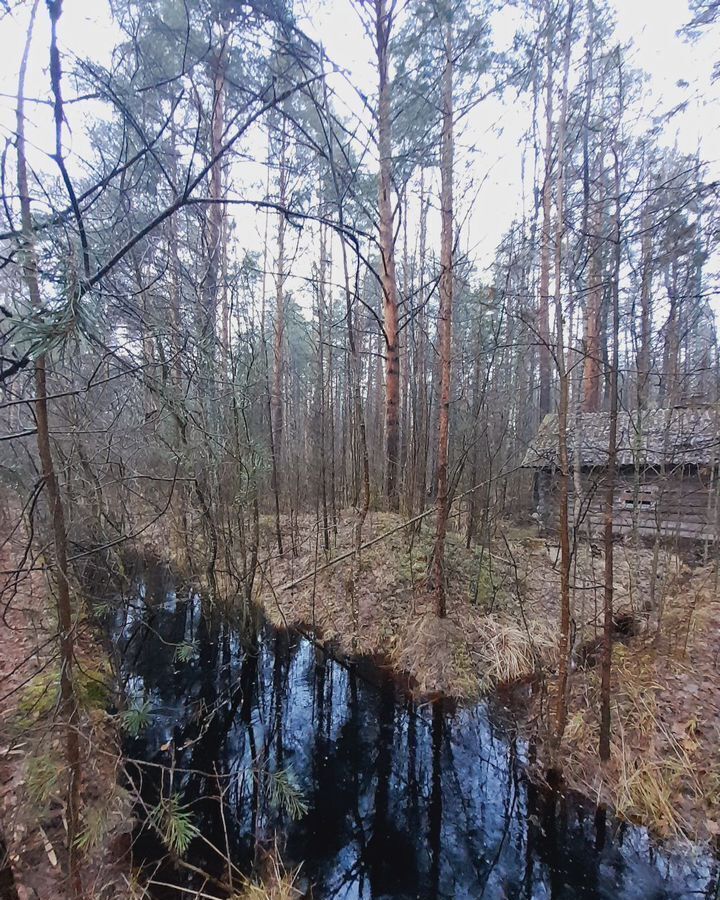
[256,512,557,700]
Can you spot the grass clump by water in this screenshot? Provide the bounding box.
[235,844,303,900]
[473,616,554,688]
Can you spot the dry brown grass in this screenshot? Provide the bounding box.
[470,616,556,688]
[257,512,557,700]
[544,578,720,842]
[557,645,696,838]
[390,613,481,698]
[234,847,303,900]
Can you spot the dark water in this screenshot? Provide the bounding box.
[112,572,718,899]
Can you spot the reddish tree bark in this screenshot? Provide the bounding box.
[582,197,603,411]
[553,0,575,755]
[431,21,454,618]
[208,34,227,357]
[374,0,401,510]
[636,178,653,406]
[538,3,554,416]
[600,136,622,763]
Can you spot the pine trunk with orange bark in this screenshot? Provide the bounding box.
[272,119,289,482]
[538,7,554,417]
[582,195,603,411]
[206,35,226,364]
[637,181,653,406]
[552,0,575,756]
[431,23,454,619]
[374,0,401,511]
[600,134,622,762]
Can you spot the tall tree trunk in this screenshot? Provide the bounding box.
[167,108,184,393]
[538,3,554,417]
[637,174,653,407]
[413,171,430,523]
[660,266,679,407]
[214,39,230,381]
[319,57,370,549]
[342,239,370,532]
[466,321,484,549]
[431,22,454,618]
[579,0,602,414]
[261,146,283,555]
[374,0,401,510]
[317,220,330,554]
[17,3,82,894]
[400,189,411,494]
[325,230,338,541]
[553,0,575,755]
[272,117,288,481]
[600,135,622,763]
[582,197,603,411]
[205,33,226,363]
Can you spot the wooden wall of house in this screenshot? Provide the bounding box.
[534,467,719,542]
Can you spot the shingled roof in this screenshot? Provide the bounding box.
[522,407,720,469]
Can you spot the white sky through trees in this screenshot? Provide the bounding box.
[1,0,718,309]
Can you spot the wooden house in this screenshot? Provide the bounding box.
[522,407,720,542]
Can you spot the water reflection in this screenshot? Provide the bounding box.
[112,578,718,899]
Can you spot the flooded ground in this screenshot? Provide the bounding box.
[111,570,719,898]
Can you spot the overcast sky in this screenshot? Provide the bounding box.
[1,0,717,287]
[303,0,720,267]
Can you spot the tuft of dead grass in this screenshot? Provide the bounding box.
[234,847,303,900]
[391,613,481,698]
[235,876,303,900]
[469,616,556,689]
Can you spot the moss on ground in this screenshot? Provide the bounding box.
[16,662,112,728]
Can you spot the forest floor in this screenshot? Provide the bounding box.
[0,529,130,898]
[255,510,720,843]
[257,511,557,698]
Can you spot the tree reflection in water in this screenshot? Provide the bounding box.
[114,578,719,899]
